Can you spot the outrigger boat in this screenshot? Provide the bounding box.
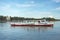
[11,20,53,27]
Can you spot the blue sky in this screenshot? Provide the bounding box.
[0,0,60,18]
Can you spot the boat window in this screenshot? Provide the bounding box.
[38,21,40,23]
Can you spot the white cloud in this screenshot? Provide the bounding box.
[20,11,52,18]
[0,4,20,16]
[24,11,52,14]
[39,12,53,18]
[0,4,53,18]
[15,3,45,8]
[16,4,36,8]
[55,7,60,10]
[25,1,35,4]
[15,1,35,8]
[0,2,53,17]
[0,1,44,8]
[39,12,52,14]
[53,7,60,10]
[1,5,10,10]
[30,1,35,4]
[52,0,60,3]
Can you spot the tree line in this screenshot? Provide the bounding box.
[0,15,59,22]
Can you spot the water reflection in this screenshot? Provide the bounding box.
[11,26,53,32]
[0,23,6,27]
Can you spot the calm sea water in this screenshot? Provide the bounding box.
[0,22,60,40]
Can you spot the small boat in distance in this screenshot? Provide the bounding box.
[11,19,53,27]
